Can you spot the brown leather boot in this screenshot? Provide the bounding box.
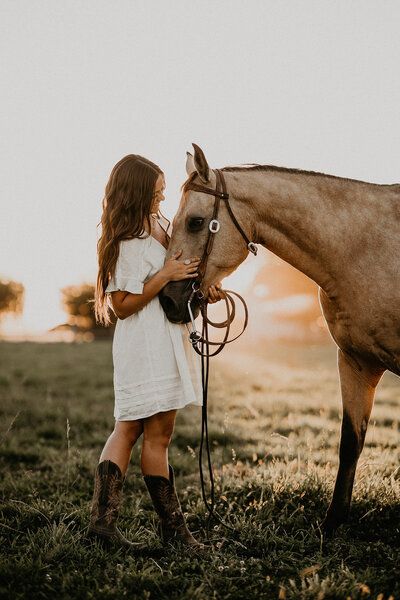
[143,464,205,549]
[87,459,143,549]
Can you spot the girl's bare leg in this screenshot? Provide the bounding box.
[141,409,177,478]
[99,420,144,476]
[141,409,200,546]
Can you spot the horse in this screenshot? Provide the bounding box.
[158,143,400,534]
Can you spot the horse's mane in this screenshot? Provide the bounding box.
[221,164,381,186]
[182,164,398,189]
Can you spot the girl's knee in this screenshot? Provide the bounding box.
[114,419,143,444]
[143,425,173,448]
[142,411,176,447]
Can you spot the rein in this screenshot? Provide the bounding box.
[182,168,258,543]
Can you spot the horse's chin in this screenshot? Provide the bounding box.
[158,281,202,323]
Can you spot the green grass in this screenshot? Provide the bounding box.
[0,340,399,600]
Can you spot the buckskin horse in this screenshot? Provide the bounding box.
[158,143,400,534]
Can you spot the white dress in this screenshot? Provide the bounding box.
[105,232,203,421]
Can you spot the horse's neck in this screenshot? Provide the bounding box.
[228,169,379,295]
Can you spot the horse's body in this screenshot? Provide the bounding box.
[159,144,399,533]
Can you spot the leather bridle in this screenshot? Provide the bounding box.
[184,168,258,286]
[184,168,258,356]
[181,168,258,545]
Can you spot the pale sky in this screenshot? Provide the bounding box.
[1,0,399,336]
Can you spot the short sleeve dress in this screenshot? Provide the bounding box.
[105,228,203,421]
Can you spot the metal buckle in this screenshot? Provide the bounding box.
[189,330,202,344]
[209,219,220,233]
[247,241,258,255]
[191,280,204,299]
[188,280,204,304]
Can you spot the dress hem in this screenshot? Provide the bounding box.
[114,398,203,421]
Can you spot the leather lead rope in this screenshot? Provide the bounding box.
[192,294,251,546]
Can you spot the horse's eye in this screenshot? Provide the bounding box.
[187,217,204,232]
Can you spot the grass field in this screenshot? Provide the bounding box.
[0,340,399,600]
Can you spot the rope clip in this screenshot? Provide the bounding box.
[187,286,202,345]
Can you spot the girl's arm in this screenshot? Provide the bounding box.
[111,278,224,319]
[109,249,198,319]
[110,270,170,320]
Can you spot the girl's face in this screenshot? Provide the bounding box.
[150,173,166,214]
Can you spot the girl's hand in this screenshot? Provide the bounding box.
[207,282,223,303]
[161,249,201,282]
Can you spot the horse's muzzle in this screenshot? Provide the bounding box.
[158,281,201,323]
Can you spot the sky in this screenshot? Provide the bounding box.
[1,0,399,336]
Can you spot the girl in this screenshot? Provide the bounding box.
[88,154,222,549]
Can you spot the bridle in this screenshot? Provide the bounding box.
[181,168,258,546]
[185,168,258,284]
[184,168,258,355]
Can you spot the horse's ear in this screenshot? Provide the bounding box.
[186,151,196,176]
[192,143,210,183]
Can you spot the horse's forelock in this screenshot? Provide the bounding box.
[180,171,198,192]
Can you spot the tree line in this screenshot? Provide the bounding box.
[0,279,114,340]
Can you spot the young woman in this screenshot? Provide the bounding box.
[88,154,222,550]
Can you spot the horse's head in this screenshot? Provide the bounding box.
[159,144,252,323]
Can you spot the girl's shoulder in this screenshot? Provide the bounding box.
[119,234,150,250]
[120,233,150,243]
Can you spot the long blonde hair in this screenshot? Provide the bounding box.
[94,154,164,326]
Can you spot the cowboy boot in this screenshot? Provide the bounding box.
[143,464,204,548]
[87,459,142,548]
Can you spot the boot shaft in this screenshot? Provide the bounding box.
[143,464,181,520]
[143,464,200,546]
[90,459,124,530]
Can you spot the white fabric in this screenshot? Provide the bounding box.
[105,233,203,421]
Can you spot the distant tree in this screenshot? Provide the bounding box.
[60,283,116,340]
[0,278,24,324]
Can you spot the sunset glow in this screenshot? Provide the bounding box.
[1,3,398,340]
